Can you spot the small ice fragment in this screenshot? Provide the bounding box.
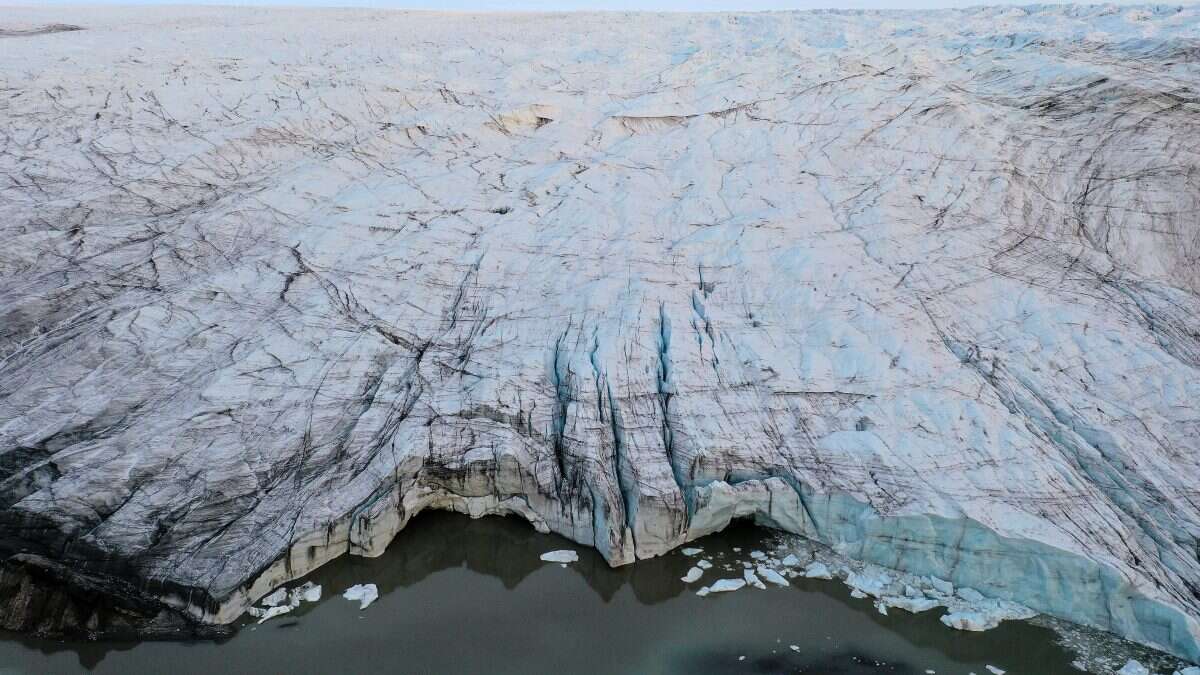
[875,600,888,615]
[883,596,940,614]
[956,587,985,603]
[540,550,578,564]
[749,550,766,560]
[846,570,891,598]
[342,583,379,610]
[681,547,703,556]
[744,569,766,589]
[926,670,936,674]
[697,560,713,569]
[757,566,789,587]
[850,589,868,599]
[1117,661,1148,675]
[709,578,747,593]
[682,566,704,583]
[696,586,711,597]
[732,547,742,553]
[928,576,954,595]
[781,554,801,567]
[260,588,288,607]
[803,561,832,579]
[291,581,322,604]
[940,610,999,631]
[789,645,800,652]
[256,603,294,624]
[985,666,1006,675]
[738,656,745,661]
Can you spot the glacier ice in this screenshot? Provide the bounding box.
[342,584,379,610]
[804,562,833,580]
[942,611,1002,632]
[756,566,789,587]
[1117,661,1149,675]
[260,588,289,608]
[0,3,1198,661]
[539,550,579,564]
[743,569,767,590]
[708,579,747,594]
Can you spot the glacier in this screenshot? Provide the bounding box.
[0,2,1199,662]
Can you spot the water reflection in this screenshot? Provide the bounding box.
[0,512,1082,674]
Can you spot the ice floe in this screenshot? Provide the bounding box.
[539,550,579,564]
[343,583,379,610]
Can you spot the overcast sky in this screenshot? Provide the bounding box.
[22,0,1179,10]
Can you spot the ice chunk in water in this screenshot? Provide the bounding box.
[343,583,379,610]
[539,550,579,563]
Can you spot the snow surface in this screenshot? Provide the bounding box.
[0,3,1198,660]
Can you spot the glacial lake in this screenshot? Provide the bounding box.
[0,512,1086,674]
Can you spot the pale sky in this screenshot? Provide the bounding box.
[21,0,1178,10]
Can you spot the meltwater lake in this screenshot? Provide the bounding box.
[0,513,1091,674]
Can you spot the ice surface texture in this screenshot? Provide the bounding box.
[0,3,1198,659]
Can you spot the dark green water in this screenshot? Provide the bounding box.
[0,513,1082,674]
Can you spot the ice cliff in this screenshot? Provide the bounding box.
[1,3,1199,660]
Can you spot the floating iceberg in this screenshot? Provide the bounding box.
[708,579,747,594]
[342,584,379,610]
[539,550,579,564]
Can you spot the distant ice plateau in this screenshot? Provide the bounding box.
[0,2,1198,663]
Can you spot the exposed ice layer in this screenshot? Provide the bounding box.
[691,479,1200,660]
[0,3,1198,660]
